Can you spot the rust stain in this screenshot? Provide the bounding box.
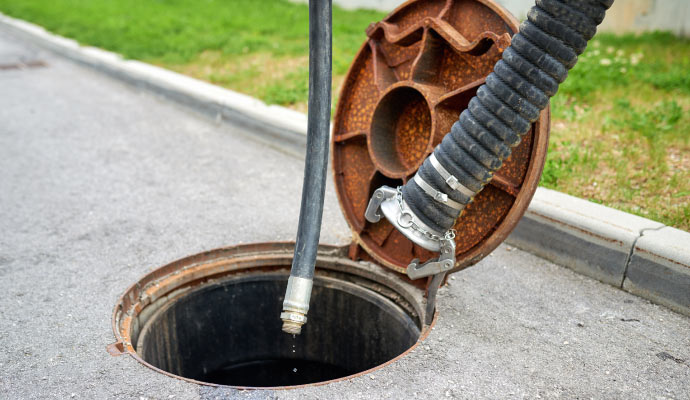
[106,341,126,356]
[0,60,46,70]
[634,247,689,269]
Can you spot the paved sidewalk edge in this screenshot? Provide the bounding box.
[2,13,688,316]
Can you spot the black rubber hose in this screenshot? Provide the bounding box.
[402,0,614,233]
[289,0,332,279]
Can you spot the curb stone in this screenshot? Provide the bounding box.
[506,187,664,286]
[1,12,688,317]
[624,227,690,316]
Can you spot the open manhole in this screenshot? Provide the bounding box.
[111,243,430,388]
[110,0,550,389]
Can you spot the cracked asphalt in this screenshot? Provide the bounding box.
[1,32,689,399]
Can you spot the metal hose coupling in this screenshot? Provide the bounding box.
[365,184,459,280]
[280,276,313,335]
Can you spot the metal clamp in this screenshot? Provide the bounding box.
[406,234,456,280]
[413,174,465,211]
[429,153,476,198]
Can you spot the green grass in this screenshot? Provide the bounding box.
[0,0,383,66]
[543,32,690,230]
[1,1,688,230]
[0,0,383,105]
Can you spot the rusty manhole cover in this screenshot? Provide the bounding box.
[332,0,550,274]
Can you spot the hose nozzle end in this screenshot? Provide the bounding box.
[281,315,305,335]
[281,276,313,335]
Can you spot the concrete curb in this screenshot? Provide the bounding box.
[624,227,690,316]
[506,188,690,316]
[506,188,663,287]
[1,12,688,316]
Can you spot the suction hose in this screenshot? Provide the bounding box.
[369,0,614,255]
[281,0,332,335]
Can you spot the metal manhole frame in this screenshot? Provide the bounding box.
[108,242,435,390]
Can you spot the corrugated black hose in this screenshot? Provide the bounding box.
[281,0,332,335]
[402,0,614,234]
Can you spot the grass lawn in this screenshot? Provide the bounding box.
[1,0,688,230]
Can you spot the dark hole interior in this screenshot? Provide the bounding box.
[136,273,421,387]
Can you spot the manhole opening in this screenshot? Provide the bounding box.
[117,245,427,388]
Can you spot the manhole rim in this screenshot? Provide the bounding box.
[110,242,435,390]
